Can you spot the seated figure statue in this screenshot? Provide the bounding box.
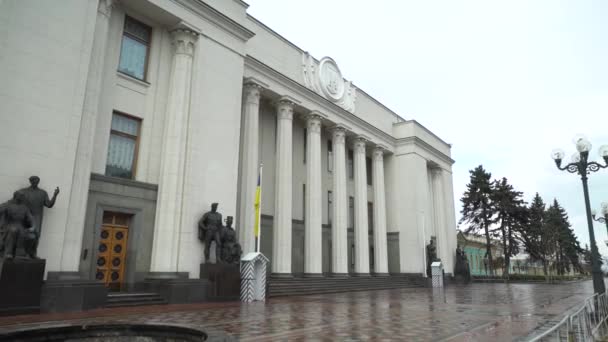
[220,216,242,264]
[0,191,36,259]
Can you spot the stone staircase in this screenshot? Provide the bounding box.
[106,292,167,308]
[268,274,425,297]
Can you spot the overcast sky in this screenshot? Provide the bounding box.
[247,0,608,255]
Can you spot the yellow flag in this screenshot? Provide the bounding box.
[253,169,262,238]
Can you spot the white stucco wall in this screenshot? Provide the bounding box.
[0,0,98,273]
[0,0,456,279]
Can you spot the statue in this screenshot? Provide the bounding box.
[426,238,438,277]
[220,216,242,264]
[0,192,36,259]
[16,176,59,258]
[454,246,471,283]
[198,203,222,262]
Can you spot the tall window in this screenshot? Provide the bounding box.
[303,128,307,163]
[327,140,333,172]
[105,112,141,179]
[366,157,372,185]
[118,16,151,81]
[348,196,354,228]
[348,149,354,179]
[302,184,306,221]
[368,202,374,231]
[328,191,333,225]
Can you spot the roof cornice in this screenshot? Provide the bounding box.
[396,136,455,165]
[245,55,397,150]
[172,0,255,42]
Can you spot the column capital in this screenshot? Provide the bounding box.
[244,77,268,89]
[304,111,326,133]
[352,136,369,153]
[372,148,384,161]
[330,125,348,144]
[170,29,199,56]
[431,167,445,176]
[277,96,296,120]
[373,144,389,160]
[243,80,263,105]
[98,0,114,17]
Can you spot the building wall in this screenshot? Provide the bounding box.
[0,0,98,273]
[0,0,458,280]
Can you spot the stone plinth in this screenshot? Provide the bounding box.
[0,258,45,315]
[200,263,240,301]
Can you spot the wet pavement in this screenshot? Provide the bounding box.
[0,280,596,341]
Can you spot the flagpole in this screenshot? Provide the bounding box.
[255,164,263,253]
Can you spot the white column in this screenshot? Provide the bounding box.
[272,97,295,275]
[353,137,370,275]
[238,79,264,255]
[431,168,450,272]
[304,113,323,275]
[150,28,198,273]
[61,0,114,271]
[331,126,348,275]
[442,169,458,270]
[372,147,389,275]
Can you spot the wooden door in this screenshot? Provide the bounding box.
[95,212,130,291]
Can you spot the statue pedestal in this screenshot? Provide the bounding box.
[200,262,240,301]
[0,258,46,315]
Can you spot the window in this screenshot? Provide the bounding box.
[105,112,141,179]
[366,157,372,185]
[368,202,374,231]
[118,16,151,81]
[348,149,354,179]
[327,140,333,172]
[302,184,306,221]
[348,196,354,228]
[303,128,307,163]
[328,191,333,225]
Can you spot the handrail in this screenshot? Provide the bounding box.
[528,291,608,341]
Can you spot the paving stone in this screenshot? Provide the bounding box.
[0,280,598,341]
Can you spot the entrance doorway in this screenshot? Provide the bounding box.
[95,212,131,291]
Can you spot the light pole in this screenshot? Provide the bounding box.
[551,136,608,295]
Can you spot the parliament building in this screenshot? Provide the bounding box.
[0,0,457,304]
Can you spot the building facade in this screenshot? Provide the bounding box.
[457,232,504,276]
[0,0,457,290]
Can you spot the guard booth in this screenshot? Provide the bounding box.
[431,261,444,288]
[240,252,269,302]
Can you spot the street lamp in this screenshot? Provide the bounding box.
[551,136,608,295]
[592,202,608,237]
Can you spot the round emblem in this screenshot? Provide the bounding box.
[111,271,119,281]
[115,231,124,240]
[101,230,109,239]
[114,244,122,253]
[112,257,121,267]
[99,243,107,253]
[318,57,344,101]
[96,271,104,280]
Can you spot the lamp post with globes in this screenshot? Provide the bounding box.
[592,203,608,245]
[551,136,608,295]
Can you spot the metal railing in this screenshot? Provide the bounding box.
[529,292,608,341]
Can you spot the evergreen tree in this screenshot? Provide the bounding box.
[546,199,584,275]
[518,193,554,279]
[490,177,526,279]
[460,165,496,275]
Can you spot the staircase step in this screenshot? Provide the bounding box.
[105,292,167,308]
[268,275,425,298]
